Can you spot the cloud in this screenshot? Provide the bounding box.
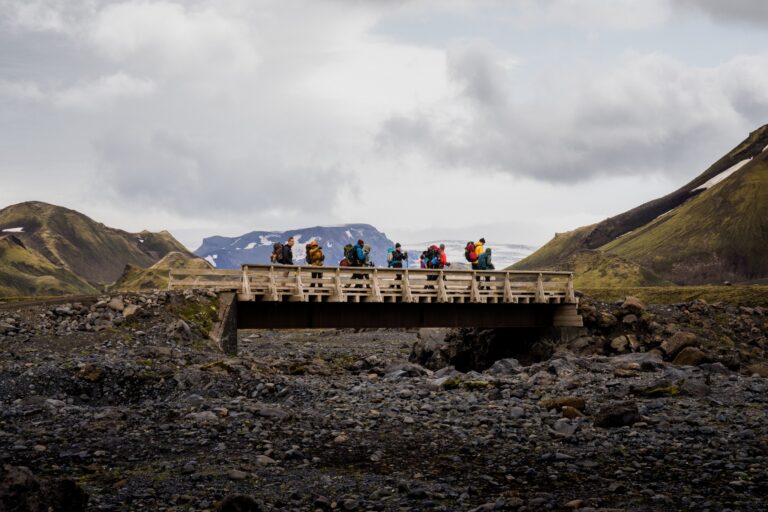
[377,44,768,183]
[677,0,768,26]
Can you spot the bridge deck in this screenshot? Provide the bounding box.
[169,265,577,305]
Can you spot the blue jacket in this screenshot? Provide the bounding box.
[355,245,365,265]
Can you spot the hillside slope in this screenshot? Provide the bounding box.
[112,252,213,291]
[513,125,768,285]
[0,201,191,286]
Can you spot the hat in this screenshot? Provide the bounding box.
[357,239,364,245]
[395,243,401,248]
[479,238,486,244]
[309,240,318,246]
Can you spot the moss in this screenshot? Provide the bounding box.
[442,377,463,390]
[171,296,219,336]
[462,380,494,390]
[638,385,680,397]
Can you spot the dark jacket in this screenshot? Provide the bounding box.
[282,244,293,265]
[391,249,406,268]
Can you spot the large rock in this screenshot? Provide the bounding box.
[593,402,641,428]
[673,347,708,367]
[0,465,88,512]
[661,331,697,358]
[621,296,646,315]
[541,396,586,412]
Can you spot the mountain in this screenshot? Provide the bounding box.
[195,224,395,269]
[403,241,535,269]
[0,201,192,296]
[112,252,213,291]
[513,124,768,286]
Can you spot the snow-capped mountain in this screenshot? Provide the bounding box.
[403,240,535,269]
[194,224,395,269]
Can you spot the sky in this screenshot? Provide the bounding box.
[1,0,767,251]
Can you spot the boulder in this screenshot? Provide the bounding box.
[107,297,125,312]
[541,396,586,412]
[217,495,263,512]
[746,362,768,378]
[593,402,641,428]
[661,331,697,358]
[123,304,140,319]
[485,358,521,376]
[621,296,646,315]
[610,336,630,353]
[673,347,708,367]
[0,465,88,512]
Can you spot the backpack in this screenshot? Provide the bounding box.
[465,242,477,263]
[485,248,493,268]
[271,242,284,264]
[344,244,359,266]
[339,258,350,267]
[386,247,395,267]
[305,243,313,262]
[425,245,440,269]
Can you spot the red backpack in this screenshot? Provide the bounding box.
[465,242,478,263]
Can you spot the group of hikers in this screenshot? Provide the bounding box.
[269,237,493,270]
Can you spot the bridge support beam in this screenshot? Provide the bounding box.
[209,292,238,355]
[236,302,582,330]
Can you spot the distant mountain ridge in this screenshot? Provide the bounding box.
[0,201,193,297]
[513,124,768,286]
[195,224,395,269]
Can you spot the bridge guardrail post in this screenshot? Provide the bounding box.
[402,269,413,303]
[503,272,513,303]
[566,273,575,303]
[437,270,447,303]
[241,265,251,298]
[470,272,479,303]
[535,273,545,303]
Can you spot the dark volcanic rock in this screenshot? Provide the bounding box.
[593,402,642,428]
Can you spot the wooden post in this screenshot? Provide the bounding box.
[329,268,343,302]
[266,265,279,301]
[566,273,576,303]
[402,269,413,303]
[470,273,479,303]
[241,266,251,298]
[535,273,545,303]
[371,268,383,302]
[504,272,513,303]
[437,270,448,303]
[290,267,304,301]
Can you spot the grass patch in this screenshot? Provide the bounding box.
[170,296,219,336]
[581,285,768,307]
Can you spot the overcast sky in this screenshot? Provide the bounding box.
[1,0,767,251]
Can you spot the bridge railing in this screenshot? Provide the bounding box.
[169,265,576,304]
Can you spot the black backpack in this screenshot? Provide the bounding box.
[271,242,284,264]
[344,244,359,266]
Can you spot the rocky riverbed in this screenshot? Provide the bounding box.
[1,292,767,511]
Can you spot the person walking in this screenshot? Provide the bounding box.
[438,243,449,268]
[390,243,407,268]
[306,240,324,287]
[282,236,295,265]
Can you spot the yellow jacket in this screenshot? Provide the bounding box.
[473,242,485,267]
[307,246,325,266]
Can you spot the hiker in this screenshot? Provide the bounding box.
[354,239,366,267]
[478,245,494,270]
[465,241,479,268]
[282,236,295,265]
[270,236,295,265]
[305,240,324,287]
[474,238,486,267]
[419,251,427,269]
[438,244,449,268]
[388,243,408,269]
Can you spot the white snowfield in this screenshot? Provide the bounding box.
[693,159,751,191]
[1,227,24,232]
[205,254,218,268]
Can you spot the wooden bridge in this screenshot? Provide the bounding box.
[169,265,583,355]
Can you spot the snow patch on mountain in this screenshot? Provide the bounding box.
[204,254,218,268]
[2,227,24,233]
[195,224,394,269]
[694,159,751,191]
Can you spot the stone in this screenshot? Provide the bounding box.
[661,331,698,358]
[227,469,248,480]
[564,499,584,509]
[217,495,263,512]
[621,296,646,315]
[107,297,125,312]
[680,379,710,397]
[622,314,638,325]
[187,411,220,424]
[593,402,641,428]
[598,312,618,328]
[561,406,584,419]
[78,364,104,382]
[541,396,586,412]
[552,418,577,438]
[255,455,276,466]
[123,305,140,319]
[673,347,707,367]
[485,358,521,375]
[610,336,630,353]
